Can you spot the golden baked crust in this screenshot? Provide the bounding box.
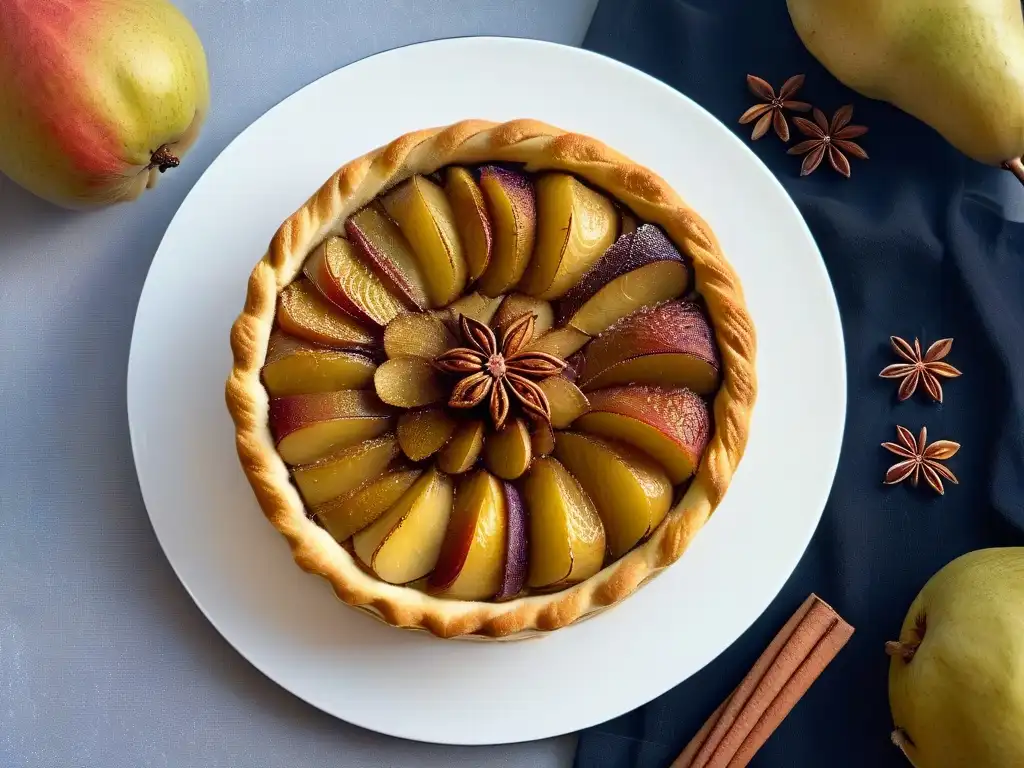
[225,119,757,639]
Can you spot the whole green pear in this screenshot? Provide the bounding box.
[887,548,1024,768]
[0,0,209,209]
[787,0,1024,170]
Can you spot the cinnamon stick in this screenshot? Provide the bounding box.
[672,594,854,768]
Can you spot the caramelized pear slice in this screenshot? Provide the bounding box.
[553,431,672,558]
[303,236,408,326]
[352,466,454,584]
[292,434,400,506]
[381,175,468,306]
[476,166,537,296]
[269,390,394,465]
[314,467,422,542]
[445,167,493,282]
[523,326,591,360]
[429,470,507,600]
[574,385,710,484]
[383,311,456,359]
[373,356,446,408]
[261,332,376,396]
[494,481,528,600]
[522,456,606,589]
[537,376,591,429]
[530,420,556,457]
[578,300,720,394]
[276,279,377,350]
[397,407,459,461]
[519,173,617,299]
[346,203,431,309]
[483,418,533,480]
[436,419,486,474]
[557,224,690,336]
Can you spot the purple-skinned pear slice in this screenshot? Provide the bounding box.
[578,299,721,393]
[475,166,537,296]
[445,167,493,283]
[556,224,691,335]
[428,469,507,600]
[494,480,528,601]
[346,203,432,309]
[303,236,410,327]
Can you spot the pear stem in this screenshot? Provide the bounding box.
[885,639,920,662]
[1003,157,1024,187]
[149,145,180,174]
[891,728,915,760]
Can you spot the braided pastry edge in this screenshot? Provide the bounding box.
[225,119,757,639]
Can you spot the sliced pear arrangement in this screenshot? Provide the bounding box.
[276,279,377,350]
[382,175,468,306]
[537,376,591,428]
[530,420,557,457]
[315,467,423,543]
[383,311,456,359]
[269,390,394,465]
[346,203,432,309]
[494,481,528,600]
[429,470,509,600]
[524,325,591,359]
[373,356,446,408]
[557,224,691,336]
[476,166,537,296]
[483,418,533,480]
[575,385,710,484]
[261,332,377,397]
[520,172,618,299]
[353,466,454,584]
[304,236,409,327]
[397,407,459,461]
[444,167,493,282]
[292,435,400,506]
[522,456,606,589]
[578,300,721,394]
[554,431,672,559]
[437,419,486,474]
[260,162,727,603]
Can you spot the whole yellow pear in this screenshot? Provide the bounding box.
[787,0,1024,168]
[0,0,210,208]
[887,548,1024,768]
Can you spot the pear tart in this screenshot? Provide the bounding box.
[227,120,757,639]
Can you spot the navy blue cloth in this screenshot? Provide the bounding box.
[576,1,1024,766]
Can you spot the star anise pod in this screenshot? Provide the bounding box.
[879,336,962,403]
[788,105,868,177]
[738,74,812,142]
[434,313,567,430]
[882,425,959,495]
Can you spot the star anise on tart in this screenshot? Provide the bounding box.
[739,74,812,142]
[788,105,869,177]
[879,336,962,403]
[434,313,567,430]
[882,425,960,495]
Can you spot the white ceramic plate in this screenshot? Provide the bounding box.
[128,37,845,745]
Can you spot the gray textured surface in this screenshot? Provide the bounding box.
[0,2,598,766]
